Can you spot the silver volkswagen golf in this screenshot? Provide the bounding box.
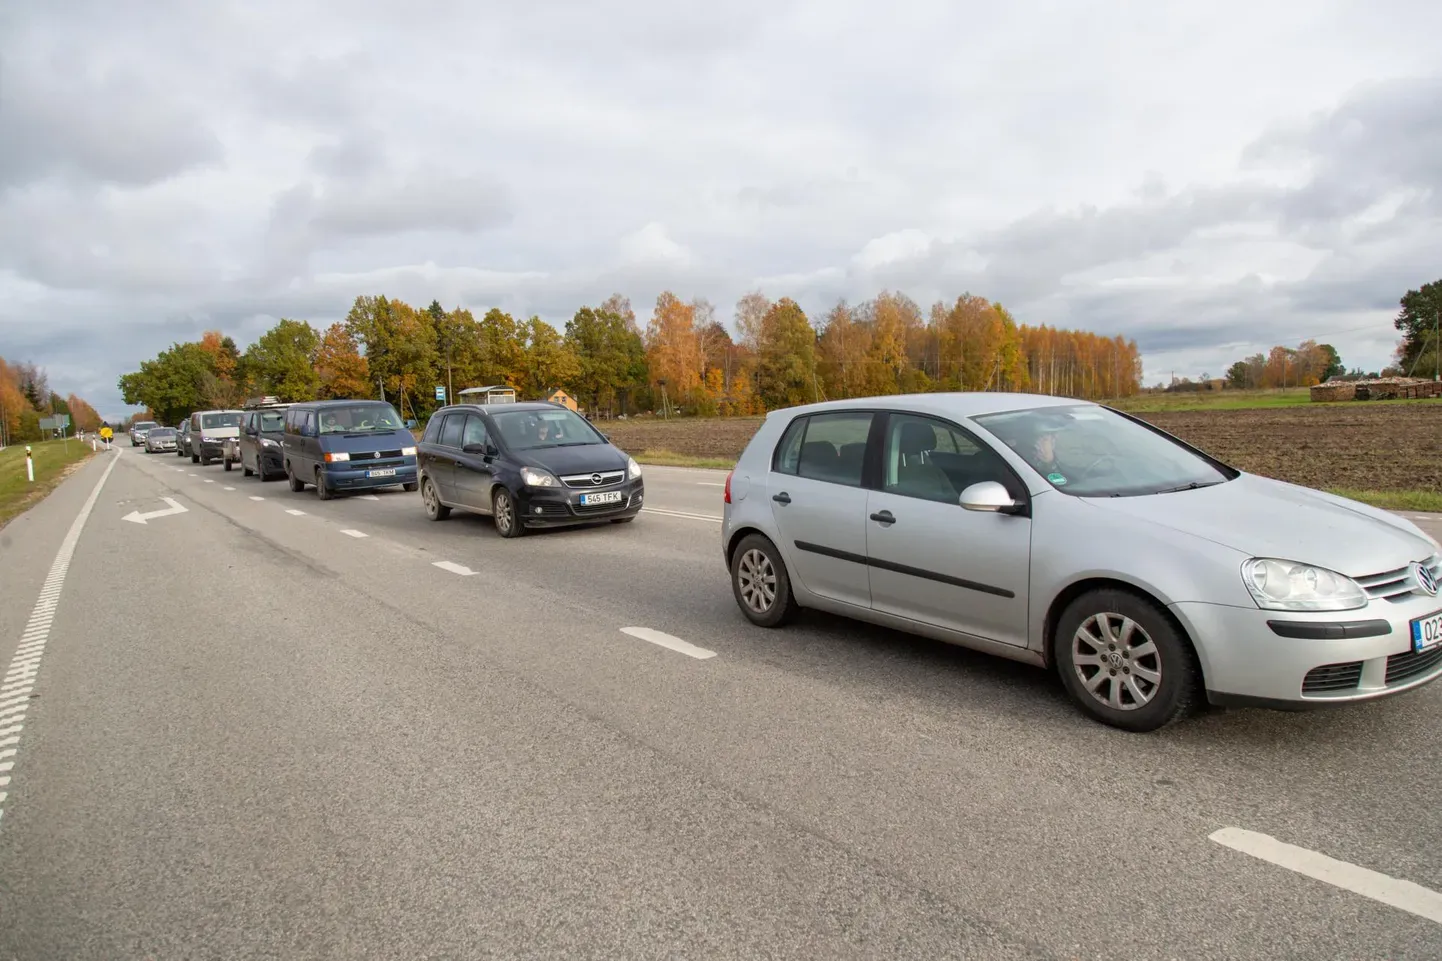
[720,393,1442,731]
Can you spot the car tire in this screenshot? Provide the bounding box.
[403,481,419,493]
[1052,588,1200,733]
[492,488,526,538]
[730,533,798,628]
[287,464,305,492]
[224,458,233,471]
[191,453,200,464]
[314,468,333,501]
[422,478,450,521]
[243,461,253,477]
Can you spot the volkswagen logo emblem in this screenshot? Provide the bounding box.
[1416,562,1439,597]
[591,473,603,485]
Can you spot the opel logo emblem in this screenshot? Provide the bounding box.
[1417,563,1439,597]
[591,473,603,485]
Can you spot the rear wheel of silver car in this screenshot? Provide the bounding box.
[730,534,797,628]
[1054,589,1198,733]
[423,478,450,521]
[492,488,525,538]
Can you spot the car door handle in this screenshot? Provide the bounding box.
[869,510,895,524]
[772,492,791,504]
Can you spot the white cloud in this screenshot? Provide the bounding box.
[1,0,1441,415]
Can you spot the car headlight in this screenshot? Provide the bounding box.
[324,451,350,463]
[627,456,641,480]
[400,446,417,457]
[260,438,278,448]
[1241,558,1367,612]
[520,466,557,487]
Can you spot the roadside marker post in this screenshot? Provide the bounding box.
[25,446,33,483]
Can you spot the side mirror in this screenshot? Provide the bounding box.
[461,443,487,455]
[959,481,1023,515]
[405,419,418,430]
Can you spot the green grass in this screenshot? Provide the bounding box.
[1109,387,1442,413]
[1327,488,1442,514]
[633,450,738,470]
[0,438,97,528]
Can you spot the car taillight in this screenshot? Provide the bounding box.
[723,470,733,504]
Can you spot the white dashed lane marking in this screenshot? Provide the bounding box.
[1210,827,1442,925]
[620,626,717,660]
[249,496,265,501]
[223,486,236,491]
[0,446,120,826]
[203,479,215,484]
[340,529,368,538]
[286,509,306,516]
[432,561,477,576]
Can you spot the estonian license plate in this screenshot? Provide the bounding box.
[581,490,623,506]
[1412,609,1442,653]
[367,468,397,478]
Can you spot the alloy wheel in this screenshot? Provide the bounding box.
[736,548,777,614]
[1071,612,1162,711]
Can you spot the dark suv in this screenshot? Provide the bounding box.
[416,401,644,537]
[228,402,291,480]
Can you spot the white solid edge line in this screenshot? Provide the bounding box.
[340,529,368,538]
[620,626,717,660]
[1209,827,1442,924]
[641,507,723,523]
[696,482,725,487]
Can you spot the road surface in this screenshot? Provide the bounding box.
[1,450,1440,959]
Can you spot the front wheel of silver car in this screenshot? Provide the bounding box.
[1054,588,1199,733]
[730,534,797,628]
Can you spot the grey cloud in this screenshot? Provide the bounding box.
[307,175,513,238]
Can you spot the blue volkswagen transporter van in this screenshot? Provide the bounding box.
[281,399,420,500]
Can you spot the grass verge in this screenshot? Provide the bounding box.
[1327,488,1442,514]
[633,450,738,470]
[0,438,97,529]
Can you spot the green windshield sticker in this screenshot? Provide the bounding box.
[1047,472,1068,486]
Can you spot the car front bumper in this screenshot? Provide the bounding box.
[515,478,644,527]
[198,440,228,459]
[321,459,418,490]
[1173,597,1442,708]
[255,445,284,473]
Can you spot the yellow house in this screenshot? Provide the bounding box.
[546,387,578,411]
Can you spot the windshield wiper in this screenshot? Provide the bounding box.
[1155,481,1221,494]
[550,441,597,447]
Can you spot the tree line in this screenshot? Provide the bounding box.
[0,356,103,445]
[117,289,1145,427]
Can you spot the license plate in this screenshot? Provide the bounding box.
[1412,609,1442,653]
[581,490,623,506]
[367,468,396,478]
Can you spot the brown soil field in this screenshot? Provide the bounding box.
[604,403,1442,492]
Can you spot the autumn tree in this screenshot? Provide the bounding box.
[564,305,647,415]
[518,317,581,398]
[645,291,703,409]
[756,298,820,408]
[244,319,320,401]
[314,323,371,399]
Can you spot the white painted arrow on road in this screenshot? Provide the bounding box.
[121,497,189,525]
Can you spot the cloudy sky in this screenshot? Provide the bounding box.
[2,0,1440,417]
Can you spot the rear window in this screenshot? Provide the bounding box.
[201,412,242,429]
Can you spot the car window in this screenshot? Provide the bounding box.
[795,412,873,487]
[201,412,242,429]
[422,414,444,444]
[259,411,285,432]
[882,413,1016,504]
[461,414,489,449]
[303,412,316,435]
[315,403,403,434]
[973,404,1234,497]
[440,414,465,449]
[773,417,806,475]
[489,408,604,450]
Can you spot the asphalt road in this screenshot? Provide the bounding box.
[1,449,1440,960]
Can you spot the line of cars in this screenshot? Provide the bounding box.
[138,396,646,536]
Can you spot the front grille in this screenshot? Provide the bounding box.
[528,502,571,517]
[1302,661,1363,694]
[561,470,625,489]
[349,449,405,462]
[573,497,629,515]
[1386,646,1442,685]
[1357,556,1441,601]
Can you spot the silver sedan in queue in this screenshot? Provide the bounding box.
[719,392,1442,732]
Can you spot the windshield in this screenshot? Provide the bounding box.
[972,404,1233,497]
[316,404,402,434]
[134,421,158,430]
[259,412,286,431]
[491,408,603,450]
[201,412,243,429]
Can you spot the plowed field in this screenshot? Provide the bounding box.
[604,403,1442,493]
